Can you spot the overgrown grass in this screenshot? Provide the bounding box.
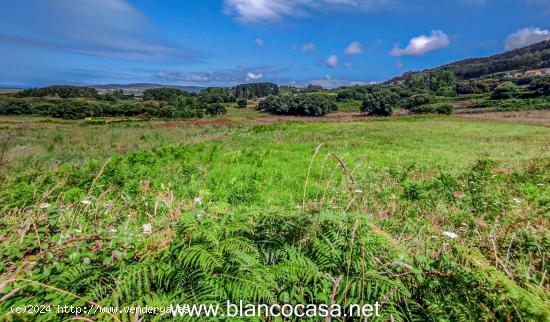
[0,115,549,321]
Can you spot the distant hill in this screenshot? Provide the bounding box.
[91,83,206,94]
[390,40,550,82]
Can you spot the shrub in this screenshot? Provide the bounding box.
[206,103,227,116]
[0,100,32,115]
[31,102,58,115]
[436,103,454,115]
[404,94,435,109]
[17,85,97,98]
[491,82,519,100]
[237,98,247,108]
[258,94,336,116]
[360,91,399,116]
[142,88,187,101]
[234,82,279,99]
[411,103,454,115]
[529,80,550,96]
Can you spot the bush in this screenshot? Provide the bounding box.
[336,88,366,101]
[258,94,336,116]
[0,100,32,115]
[404,94,435,109]
[234,82,279,99]
[411,103,454,115]
[360,91,399,116]
[491,82,519,100]
[31,102,58,115]
[206,103,227,116]
[436,103,454,115]
[17,85,97,98]
[142,88,188,101]
[237,98,247,108]
[529,80,550,96]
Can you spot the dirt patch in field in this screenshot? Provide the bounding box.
[157,118,237,127]
[251,112,369,123]
[457,109,550,127]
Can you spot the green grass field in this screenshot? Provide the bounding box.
[1,113,549,321]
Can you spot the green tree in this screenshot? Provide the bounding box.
[408,70,457,96]
[361,91,399,116]
[491,82,519,99]
[237,98,247,108]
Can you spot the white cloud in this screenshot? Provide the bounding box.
[246,72,263,80]
[255,38,265,46]
[308,77,365,89]
[391,30,450,57]
[504,27,550,50]
[157,66,281,85]
[224,0,398,23]
[0,0,199,63]
[345,41,363,55]
[326,55,339,67]
[302,42,316,52]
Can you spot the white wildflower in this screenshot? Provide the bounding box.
[81,199,92,206]
[442,231,459,239]
[194,196,202,206]
[196,211,206,220]
[107,227,117,233]
[142,223,152,235]
[354,189,364,194]
[512,197,521,205]
[39,203,50,210]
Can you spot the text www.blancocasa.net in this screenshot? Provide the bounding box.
[12,301,383,318]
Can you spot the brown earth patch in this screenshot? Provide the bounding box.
[457,109,550,127]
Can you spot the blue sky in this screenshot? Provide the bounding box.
[1,0,549,88]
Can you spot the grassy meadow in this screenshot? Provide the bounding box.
[0,111,549,321]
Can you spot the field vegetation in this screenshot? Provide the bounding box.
[0,112,549,321]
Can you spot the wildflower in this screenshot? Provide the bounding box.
[142,223,152,235]
[196,211,206,220]
[442,231,459,239]
[512,197,521,205]
[194,196,202,206]
[39,203,50,210]
[354,189,364,194]
[81,199,92,206]
[107,226,117,233]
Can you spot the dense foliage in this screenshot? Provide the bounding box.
[199,87,236,103]
[142,88,189,101]
[491,82,519,100]
[234,82,279,99]
[258,93,336,116]
[360,90,399,116]
[236,98,247,108]
[406,70,457,96]
[17,85,98,99]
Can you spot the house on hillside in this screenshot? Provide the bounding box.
[524,69,544,76]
